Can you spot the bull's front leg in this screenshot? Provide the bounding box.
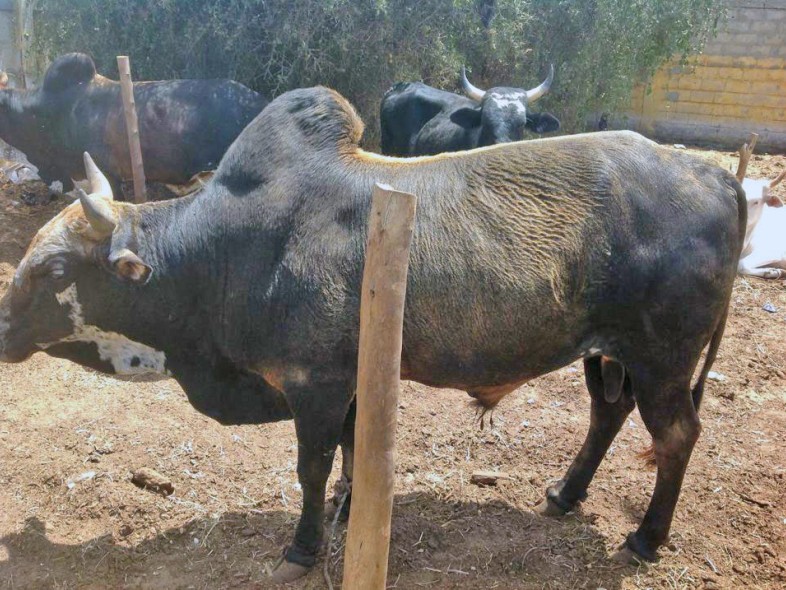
[271,380,353,583]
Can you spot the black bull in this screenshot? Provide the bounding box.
[0,87,745,581]
[0,53,268,194]
[380,66,560,156]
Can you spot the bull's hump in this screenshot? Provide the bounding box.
[42,53,96,94]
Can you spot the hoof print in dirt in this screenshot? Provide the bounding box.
[131,467,174,496]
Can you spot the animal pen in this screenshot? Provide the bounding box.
[0,2,784,590]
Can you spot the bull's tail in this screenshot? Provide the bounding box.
[690,303,730,413]
[639,174,745,468]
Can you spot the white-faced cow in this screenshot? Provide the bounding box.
[0,53,268,197]
[0,87,745,582]
[380,65,560,155]
[738,171,785,278]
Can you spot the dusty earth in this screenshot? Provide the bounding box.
[0,147,784,590]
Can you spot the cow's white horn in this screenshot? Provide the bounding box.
[525,64,554,103]
[770,169,786,188]
[461,66,486,102]
[83,152,114,201]
[79,188,117,237]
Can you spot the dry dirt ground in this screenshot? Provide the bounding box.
[0,147,784,590]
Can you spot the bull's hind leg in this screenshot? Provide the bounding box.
[535,357,635,516]
[615,374,701,563]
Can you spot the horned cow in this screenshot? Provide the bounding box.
[0,87,745,582]
[380,65,560,156]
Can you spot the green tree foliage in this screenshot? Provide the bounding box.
[31,0,724,144]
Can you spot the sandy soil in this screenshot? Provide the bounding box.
[0,148,784,590]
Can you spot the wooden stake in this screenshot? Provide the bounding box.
[117,56,146,203]
[736,132,759,182]
[342,183,417,590]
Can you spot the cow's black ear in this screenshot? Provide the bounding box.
[450,107,481,129]
[108,248,152,284]
[526,112,561,134]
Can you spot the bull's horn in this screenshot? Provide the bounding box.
[78,188,117,237]
[83,152,114,201]
[525,64,554,103]
[461,66,486,102]
[771,169,786,188]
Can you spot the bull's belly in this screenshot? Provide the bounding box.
[400,336,590,407]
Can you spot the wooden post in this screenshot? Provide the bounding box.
[116,56,146,203]
[342,183,417,590]
[736,132,759,182]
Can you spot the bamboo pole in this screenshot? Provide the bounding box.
[736,132,759,182]
[116,56,146,203]
[342,183,417,590]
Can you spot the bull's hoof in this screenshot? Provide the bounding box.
[611,545,646,566]
[269,559,312,584]
[611,535,654,566]
[533,497,568,517]
[324,499,349,522]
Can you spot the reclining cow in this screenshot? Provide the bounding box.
[0,53,268,197]
[739,171,785,279]
[380,65,560,155]
[0,87,745,581]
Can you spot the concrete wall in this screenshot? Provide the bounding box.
[626,0,786,152]
[0,4,18,83]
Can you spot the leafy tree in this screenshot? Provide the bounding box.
[31,0,725,144]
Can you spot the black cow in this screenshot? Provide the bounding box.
[0,53,268,195]
[1,87,745,582]
[380,65,560,155]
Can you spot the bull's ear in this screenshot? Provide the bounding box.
[526,112,560,134]
[449,107,481,129]
[108,248,152,284]
[762,186,783,208]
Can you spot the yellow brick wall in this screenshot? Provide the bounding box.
[626,1,786,151]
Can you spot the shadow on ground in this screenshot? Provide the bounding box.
[0,492,641,589]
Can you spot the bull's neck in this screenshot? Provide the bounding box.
[140,193,216,272]
[104,195,292,424]
[122,194,221,345]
